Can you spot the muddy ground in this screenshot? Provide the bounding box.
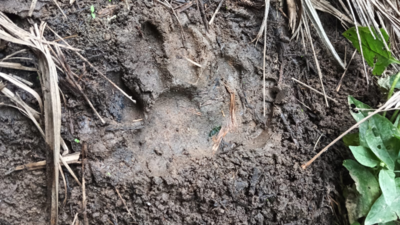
[0,0,381,224]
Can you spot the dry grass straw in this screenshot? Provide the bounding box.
[115,187,136,222]
[345,0,369,85]
[212,85,237,153]
[287,0,298,31]
[52,0,67,19]
[336,49,357,92]
[251,0,270,117]
[311,0,353,27]
[52,45,105,123]
[184,57,202,68]
[253,0,270,44]
[302,15,330,107]
[13,152,81,171]
[0,61,37,71]
[28,0,38,17]
[46,26,136,104]
[209,0,226,25]
[292,78,338,103]
[302,91,400,169]
[0,83,41,119]
[304,0,345,69]
[0,49,27,62]
[0,72,43,111]
[0,12,81,224]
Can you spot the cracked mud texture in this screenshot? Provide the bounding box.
[0,0,381,224]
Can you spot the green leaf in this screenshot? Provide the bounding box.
[365,127,395,170]
[378,222,399,225]
[343,133,360,147]
[90,5,95,13]
[367,115,400,164]
[343,160,380,219]
[387,178,400,215]
[343,27,400,75]
[378,72,400,98]
[348,96,372,147]
[366,177,400,225]
[368,113,400,144]
[349,146,380,168]
[346,185,370,224]
[379,169,397,206]
[365,194,397,225]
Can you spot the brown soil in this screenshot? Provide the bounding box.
[0,0,381,224]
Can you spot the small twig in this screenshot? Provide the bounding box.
[292,78,338,103]
[277,106,300,149]
[336,49,357,92]
[278,60,286,85]
[3,57,33,61]
[209,0,226,25]
[29,0,38,17]
[295,98,312,111]
[13,152,81,171]
[313,134,323,151]
[176,1,194,14]
[54,34,78,42]
[115,187,136,222]
[263,18,267,117]
[184,57,202,68]
[52,0,68,19]
[0,49,27,62]
[71,213,79,225]
[0,62,37,71]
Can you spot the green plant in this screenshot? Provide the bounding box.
[74,138,80,144]
[343,27,400,75]
[343,96,400,225]
[90,5,96,19]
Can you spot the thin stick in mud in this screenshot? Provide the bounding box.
[292,78,338,103]
[336,49,357,92]
[209,0,226,25]
[115,187,136,222]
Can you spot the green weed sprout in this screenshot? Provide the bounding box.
[90,5,96,19]
[74,139,80,144]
